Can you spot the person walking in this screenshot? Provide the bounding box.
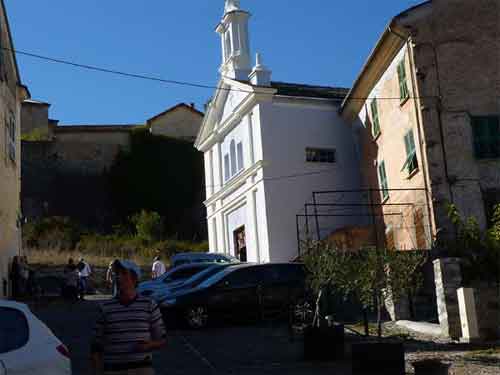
[77,257,92,300]
[63,258,79,304]
[9,256,21,299]
[91,260,166,375]
[106,260,118,297]
[151,256,166,280]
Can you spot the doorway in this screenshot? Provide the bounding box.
[233,226,247,262]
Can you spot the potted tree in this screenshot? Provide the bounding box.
[301,241,353,361]
[350,247,427,375]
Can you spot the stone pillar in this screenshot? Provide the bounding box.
[433,258,462,339]
[457,287,480,343]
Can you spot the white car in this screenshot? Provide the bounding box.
[0,300,71,375]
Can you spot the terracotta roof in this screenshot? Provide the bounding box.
[147,103,204,124]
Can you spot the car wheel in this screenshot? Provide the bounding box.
[185,306,209,329]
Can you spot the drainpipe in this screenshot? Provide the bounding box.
[388,27,451,246]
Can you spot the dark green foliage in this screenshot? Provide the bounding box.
[107,128,206,240]
[445,203,500,284]
[23,217,81,249]
[131,210,164,244]
[303,241,427,336]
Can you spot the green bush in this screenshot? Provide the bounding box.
[23,217,81,249]
[131,210,164,243]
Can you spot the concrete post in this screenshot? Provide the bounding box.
[457,287,480,343]
[433,258,462,339]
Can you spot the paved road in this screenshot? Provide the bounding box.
[32,297,350,375]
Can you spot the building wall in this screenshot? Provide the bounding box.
[21,103,50,138]
[356,45,432,250]
[259,98,362,261]
[149,107,203,142]
[410,0,500,233]
[0,8,23,298]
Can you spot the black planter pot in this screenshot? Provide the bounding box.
[412,360,450,375]
[303,324,345,361]
[352,342,405,375]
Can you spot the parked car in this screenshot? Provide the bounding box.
[0,300,71,375]
[161,263,306,329]
[138,263,221,301]
[170,252,240,268]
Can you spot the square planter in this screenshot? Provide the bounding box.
[304,324,344,361]
[352,342,405,375]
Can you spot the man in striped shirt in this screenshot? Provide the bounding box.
[91,260,166,375]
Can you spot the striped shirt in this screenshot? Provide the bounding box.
[91,295,166,370]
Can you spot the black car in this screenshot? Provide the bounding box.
[160,263,306,329]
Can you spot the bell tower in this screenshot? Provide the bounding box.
[216,0,251,80]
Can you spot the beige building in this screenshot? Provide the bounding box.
[147,103,203,142]
[341,0,500,250]
[0,0,30,298]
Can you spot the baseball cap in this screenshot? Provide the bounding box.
[115,260,141,279]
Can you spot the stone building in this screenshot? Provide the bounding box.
[21,102,204,230]
[0,0,30,299]
[341,0,500,249]
[148,103,204,142]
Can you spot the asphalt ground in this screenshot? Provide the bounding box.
[31,296,351,375]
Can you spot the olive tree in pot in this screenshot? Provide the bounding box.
[350,247,427,375]
[301,241,355,361]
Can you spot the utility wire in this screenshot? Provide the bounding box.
[5,46,440,101]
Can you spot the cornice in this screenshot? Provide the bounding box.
[204,160,264,207]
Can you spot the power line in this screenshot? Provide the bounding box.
[5,46,439,101]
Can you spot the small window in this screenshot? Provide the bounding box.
[224,154,230,181]
[0,307,29,353]
[306,148,336,163]
[230,140,237,176]
[237,142,244,172]
[402,129,418,175]
[472,116,500,159]
[371,99,381,137]
[378,161,389,201]
[397,60,409,101]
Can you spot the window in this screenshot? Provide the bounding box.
[472,116,500,159]
[306,148,336,163]
[402,129,418,175]
[237,142,244,172]
[230,140,237,176]
[371,99,381,137]
[6,112,15,162]
[378,161,389,201]
[0,307,29,353]
[224,154,230,181]
[224,31,232,60]
[397,60,409,101]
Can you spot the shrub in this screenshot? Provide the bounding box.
[130,210,164,243]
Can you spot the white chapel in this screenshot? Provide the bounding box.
[195,0,362,263]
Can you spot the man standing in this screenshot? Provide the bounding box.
[91,260,166,375]
[151,256,166,280]
[77,257,92,300]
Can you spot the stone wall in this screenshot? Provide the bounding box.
[473,283,500,340]
[149,104,203,142]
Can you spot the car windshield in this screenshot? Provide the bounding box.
[171,265,231,292]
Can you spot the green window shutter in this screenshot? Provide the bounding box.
[378,161,389,201]
[472,116,500,159]
[398,60,409,100]
[402,130,418,174]
[371,99,380,137]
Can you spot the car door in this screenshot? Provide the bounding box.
[207,267,262,321]
[259,264,306,318]
[0,306,31,374]
[0,360,6,375]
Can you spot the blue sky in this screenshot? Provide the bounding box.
[5,0,423,124]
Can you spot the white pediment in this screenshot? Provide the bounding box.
[195,77,256,150]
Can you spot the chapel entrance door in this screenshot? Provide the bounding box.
[233,226,247,262]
